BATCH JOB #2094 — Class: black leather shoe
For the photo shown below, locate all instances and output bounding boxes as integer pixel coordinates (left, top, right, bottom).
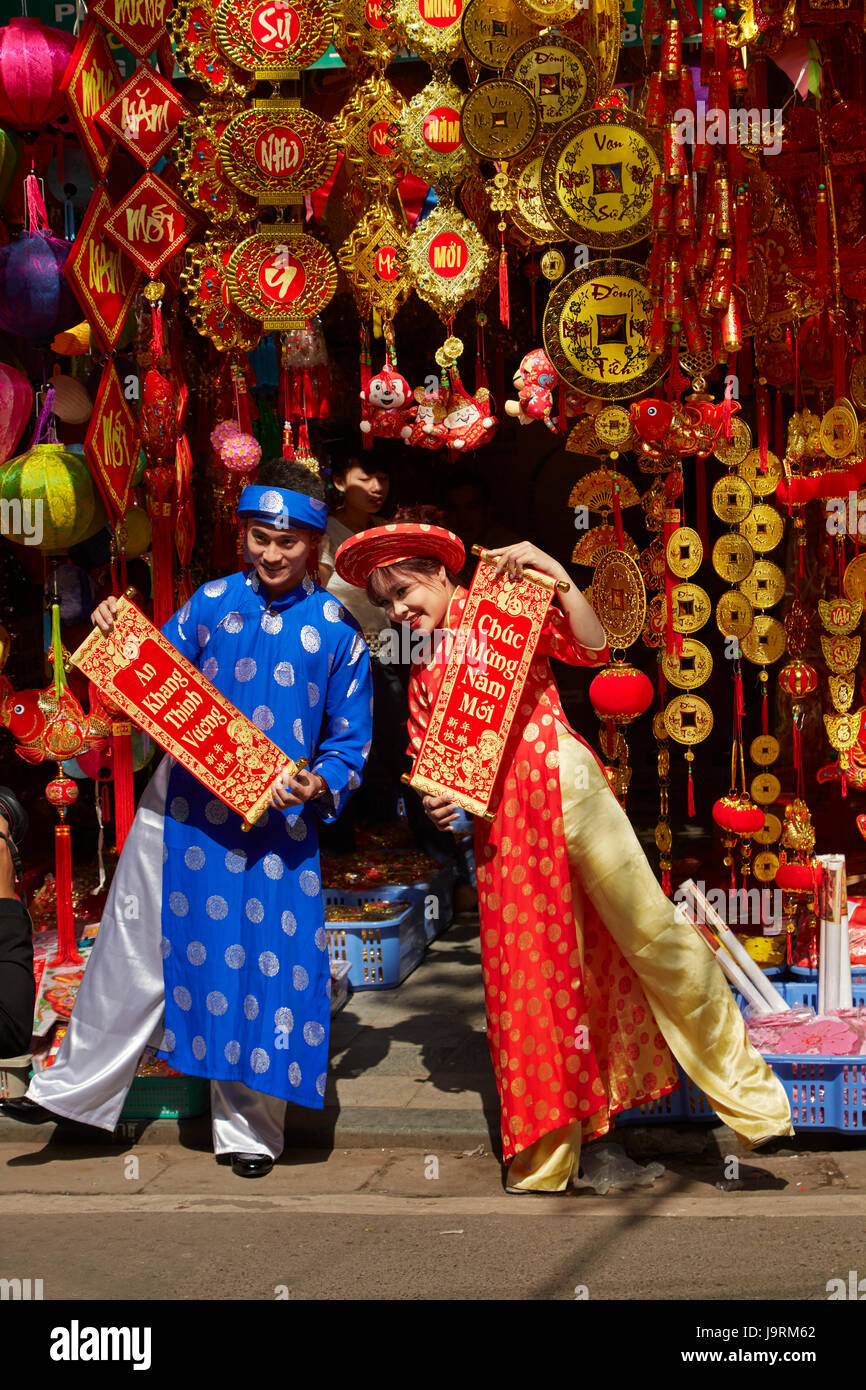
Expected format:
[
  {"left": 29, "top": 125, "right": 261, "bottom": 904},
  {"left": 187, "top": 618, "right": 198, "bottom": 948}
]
[
  {"left": 0, "top": 786, "right": 27, "bottom": 887},
  {"left": 0, "top": 1098, "right": 56, "bottom": 1125},
  {"left": 231, "top": 1152, "right": 274, "bottom": 1178}
]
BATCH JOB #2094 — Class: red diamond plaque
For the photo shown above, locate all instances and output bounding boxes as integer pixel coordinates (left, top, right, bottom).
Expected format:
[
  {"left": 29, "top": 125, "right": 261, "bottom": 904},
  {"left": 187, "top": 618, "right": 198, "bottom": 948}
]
[
  {"left": 65, "top": 188, "right": 142, "bottom": 352},
  {"left": 89, "top": 0, "right": 173, "bottom": 60},
  {"left": 96, "top": 64, "right": 192, "bottom": 169},
  {"left": 85, "top": 361, "right": 141, "bottom": 521},
  {"left": 103, "top": 172, "right": 198, "bottom": 279},
  {"left": 60, "top": 20, "right": 122, "bottom": 181}
]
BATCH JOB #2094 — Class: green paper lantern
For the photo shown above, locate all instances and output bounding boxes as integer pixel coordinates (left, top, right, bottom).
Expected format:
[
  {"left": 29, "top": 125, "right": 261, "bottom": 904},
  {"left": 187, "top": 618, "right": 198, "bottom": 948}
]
[{"left": 0, "top": 443, "right": 108, "bottom": 553}]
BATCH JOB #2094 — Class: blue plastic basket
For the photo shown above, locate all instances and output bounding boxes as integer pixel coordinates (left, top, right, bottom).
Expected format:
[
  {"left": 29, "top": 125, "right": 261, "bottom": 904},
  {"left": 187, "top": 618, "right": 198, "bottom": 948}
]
[
  {"left": 616, "top": 981, "right": 866, "bottom": 1133},
  {"left": 325, "top": 899, "right": 426, "bottom": 989},
  {"left": 323, "top": 865, "right": 455, "bottom": 945},
  {"left": 789, "top": 964, "right": 866, "bottom": 988}
]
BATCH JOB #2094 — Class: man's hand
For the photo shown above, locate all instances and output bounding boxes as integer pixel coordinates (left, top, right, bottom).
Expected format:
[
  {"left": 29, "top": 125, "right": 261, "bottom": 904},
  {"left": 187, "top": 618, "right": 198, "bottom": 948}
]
[
  {"left": 270, "top": 768, "right": 327, "bottom": 810},
  {"left": 422, "top": 794, "right": 460, "bottom": 831},
  {"left": 91, "top": 596, "right": 120, "bottom": 635}
]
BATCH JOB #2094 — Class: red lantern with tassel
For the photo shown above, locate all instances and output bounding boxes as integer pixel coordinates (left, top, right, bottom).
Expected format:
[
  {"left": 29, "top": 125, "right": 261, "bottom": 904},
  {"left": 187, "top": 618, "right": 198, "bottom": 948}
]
[{"left": 0, "top": 18, "right": 76, "bottom": 131}]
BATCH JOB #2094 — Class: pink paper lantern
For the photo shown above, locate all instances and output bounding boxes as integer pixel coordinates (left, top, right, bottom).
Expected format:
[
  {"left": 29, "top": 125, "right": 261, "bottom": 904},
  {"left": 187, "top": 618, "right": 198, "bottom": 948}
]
[
  {"left": 0, "top": 18, "right": 75, "bottom": 132},
  {"left": 0, "top": 361, "right": 32, "bottom": 465}
]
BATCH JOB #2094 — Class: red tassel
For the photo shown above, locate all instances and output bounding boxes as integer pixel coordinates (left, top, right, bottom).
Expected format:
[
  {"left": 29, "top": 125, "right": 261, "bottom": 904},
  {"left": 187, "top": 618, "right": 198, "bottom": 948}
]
[
  {"left": 734, "top": 670, "right": 746, "bottom": 718},
  {"left": 662, "top": 867, "right": 671, "bottom": 895},
  {"left": 150, "top": 299, "right": 163, "bottom": 361},
  {"left": 498, "top": 241, "right": 510, "bottom": 329},
  {"left": 841, "top": 769, "right": 848, "bottom": 798},
  {"left": 50, "top": 824, "right": 82, "bottom": 966},
  {"left": 762, "top": 686, "right": 769, "bottom": 735},
  {"left": 112, "top": 721, "right": 136, "bottom": 853},
  {"left": 687, "top": 763, "right": 695, "bottom": 817},
  {"left": 833, "top": 316, "right": 847, "bottom": 400}
]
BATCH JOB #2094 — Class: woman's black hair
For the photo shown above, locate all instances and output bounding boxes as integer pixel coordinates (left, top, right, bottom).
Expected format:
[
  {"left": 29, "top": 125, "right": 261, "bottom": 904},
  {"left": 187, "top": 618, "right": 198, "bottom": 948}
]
[{"left": 256, "top": 458, "right": 325, "bottom": 501}]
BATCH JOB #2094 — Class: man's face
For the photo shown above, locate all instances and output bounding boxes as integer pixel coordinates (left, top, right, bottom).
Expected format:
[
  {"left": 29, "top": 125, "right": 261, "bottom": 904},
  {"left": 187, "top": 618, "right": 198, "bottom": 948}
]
[
  {"left": 447, "top": 484, "right": 488, "bottom": 547},
  {"left": 244, "top": 521, "right": 315, "bottom": 596}
]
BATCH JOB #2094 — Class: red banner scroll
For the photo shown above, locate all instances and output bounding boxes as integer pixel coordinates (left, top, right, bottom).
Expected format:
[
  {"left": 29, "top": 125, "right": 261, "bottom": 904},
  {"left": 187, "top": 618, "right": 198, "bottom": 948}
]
[
  {"left": 406, "top": 558, "right": 557, "bottom": 818},
  {"left": 71, "top": 597, "right": 299, "bottom": 828}
]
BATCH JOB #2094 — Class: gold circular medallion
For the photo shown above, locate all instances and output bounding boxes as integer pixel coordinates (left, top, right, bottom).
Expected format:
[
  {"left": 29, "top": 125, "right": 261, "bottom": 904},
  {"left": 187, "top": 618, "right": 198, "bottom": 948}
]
[
  {"left": 843, "top": 554, "right": 866, "bottom": 605},
  {"left": 508, "top": 150, "right": 563, "bottom": 243},
  {"left": 670, "top": 582, "right": 711, "bottom": 634},
  {"left": 513, "top": 0, "right": 580, "bottom": 23},
  {"left": 753, "top": 850, "right": 781, "bottom": 882},
  {"left": 712, "top": 474, "right": 754, "bottom": 524},
  {"left": 665, "top": 526, "right": 703, "bottom": 578},
  {"left": 820, "top": 403, "right": 859, "bottom": 459},
  {"left": 460, "top": 78, "right": 539, "bottom": 159},
  {"left": 661, "top": 637, "right": 713, "bottom": 690},
  {"left": 542, "top": 261, "right": 666, "bottom": 400},
  {"left": 594, "top": 405, "right": 633, "bottom": 449},
  {"left": 715, "top": 588, "right": 755, "bottom": 639},
  {"left": 712, "top": 533, "right": 755, "bottom": 583},
  {"left": 505, "top": 37, "right": 596, "bottom": 128},
  {"left": 652, "top": 709, "right": 668, "bottom": 742},
  {"left": 740, "top": 614, "right": 787, "bottom": 666},
  {"left": 738, "top": 503, "right": 784, "bottom": 554},
  {"left": 738, "top": 447, "right": 782, "bottom": 498},
  {"left": 540, "top": 247, "right": 566, "bottom": 280},
  {"left": 750, "top": 734, "right": 780, "bottom": 766},
  {"left": 655, "top": 822, "right": 672, "bottom": 854},
  {"left": 663, "top": 693, "right": 714, "bottom": 745},
  {"left": 460, "top": 0, "right": 536, "bottom": 69},
  {"left": 714, "top": 417, "right": 752, "bottom": 467},
  {"left": 751, "top": 771, "right": 782, "bottom": 805},
  {"left": 592, "top": 549, "right": 646, "bottom": 648},
  {"left": 850, "top": 354, "right": 866, "bottom": 412},
  {"left": 539, "top": 107, "right": 661, "bottom": 248},
  {"left": 739, "top": 559, "right": 786, "bottom": 610},
  {"left": 754, "top": 812, "right": 782, "bottom": 845}
]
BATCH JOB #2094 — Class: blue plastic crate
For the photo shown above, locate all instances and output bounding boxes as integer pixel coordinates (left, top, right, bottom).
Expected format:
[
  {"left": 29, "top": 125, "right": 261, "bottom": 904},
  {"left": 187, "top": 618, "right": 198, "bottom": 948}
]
[
  {"left": 616, "top": 981, "right": 866, "bottom": 1133},
  {"left": 323, "top": 864, "right": 455, "bottom": 945},
  {"left": 325, "top": 899, "right": 426, "bottom": 989},
  {"left": 789, "top": 964, "right": 866, "bottom": 988}
]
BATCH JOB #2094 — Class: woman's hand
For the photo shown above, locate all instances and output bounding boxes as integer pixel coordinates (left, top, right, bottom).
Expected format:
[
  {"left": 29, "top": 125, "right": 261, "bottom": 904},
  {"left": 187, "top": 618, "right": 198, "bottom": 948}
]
[
  {"left": 486, "top": 542, "right": 568, "bottom": 588},
  {"left": 270, "top": 768, "right": 327, "bottom": 810},
  {"left": 422, "top": 793, "right": 461, "bottom": 831},
  {"left": 91, "top": 596, "right": 120, "bottom": 634}
]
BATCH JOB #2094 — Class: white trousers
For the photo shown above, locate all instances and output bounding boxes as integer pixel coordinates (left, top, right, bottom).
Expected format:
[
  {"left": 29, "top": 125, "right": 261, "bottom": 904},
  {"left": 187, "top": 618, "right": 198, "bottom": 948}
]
[{"left": 28, "top": 756, "right": 288, "bottom": 1159}]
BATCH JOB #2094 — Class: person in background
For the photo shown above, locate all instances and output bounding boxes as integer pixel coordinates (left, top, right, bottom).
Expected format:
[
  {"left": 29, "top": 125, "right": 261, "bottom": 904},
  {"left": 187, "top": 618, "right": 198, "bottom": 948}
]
[
  {"left": 318, "top": 450, "right": 393, "bottom": 652},
  {"left": 443, "top": 469, "right": 520, "bottom": 588}
]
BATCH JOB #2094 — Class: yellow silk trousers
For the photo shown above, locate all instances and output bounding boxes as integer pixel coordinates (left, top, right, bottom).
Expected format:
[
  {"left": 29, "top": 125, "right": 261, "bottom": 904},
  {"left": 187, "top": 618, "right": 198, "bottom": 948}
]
[{"left": 507, "top": 728, "right": 793, "bottom": 1192}]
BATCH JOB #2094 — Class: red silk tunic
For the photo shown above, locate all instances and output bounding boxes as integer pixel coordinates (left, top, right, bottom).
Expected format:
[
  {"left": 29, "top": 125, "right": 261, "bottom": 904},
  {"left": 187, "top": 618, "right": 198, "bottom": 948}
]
[{"left": 407, "top": 588, "right": 679, "bottom": 1163}]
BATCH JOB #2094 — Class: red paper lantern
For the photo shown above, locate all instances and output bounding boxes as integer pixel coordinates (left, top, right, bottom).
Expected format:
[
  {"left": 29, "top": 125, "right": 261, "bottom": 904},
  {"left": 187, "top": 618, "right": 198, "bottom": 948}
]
[
  {"left": 851, "top": 457, "right": 866, "bottom": 487},
  {"left": 775, "top": 474, "right": 818, "bottom": 508},
  {"left": 775, "top": 861, "right": 816, "bottom": 893},
  {"left": 813, "top": 468, "right": 859, "bottom": 499},
  {"left": 778, "top": 659, "right": 818, "bottom": 700},
  {"left": 0, "top": 361, "right": 32, "bottom": 465},
  {"left": 46, "top": 775, "right": 79, "bottom": 808},
  {"left": 0, "top": 18, "right": 75, "bottom": 132},
  {"left": 712, "top": 794, "right": 765, "bottom": 836},
  {"left": 589, "top": 662, "right": 654, "bottom": 723}
]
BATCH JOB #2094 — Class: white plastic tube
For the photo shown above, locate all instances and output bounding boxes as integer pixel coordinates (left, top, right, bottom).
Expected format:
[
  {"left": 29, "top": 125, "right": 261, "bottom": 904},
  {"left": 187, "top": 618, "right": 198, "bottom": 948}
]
[{"left": 678, "top": 880, "right": 789, "bottom": 1012}]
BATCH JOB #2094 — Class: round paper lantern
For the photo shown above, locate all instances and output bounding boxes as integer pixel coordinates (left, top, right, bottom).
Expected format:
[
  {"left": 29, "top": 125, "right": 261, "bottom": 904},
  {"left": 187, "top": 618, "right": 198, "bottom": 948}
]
[
  {"left": 0, "top": 232, "right": 78, "bottom": 343},
  {"left": 814, "top": 468, "right": 859, "bottom": 500},
  {"left": 775, "top": 860, "right": 817, "bottom": 893},
  {"left": 51, "top": 375, "right": 92, "bottom": 425},
  {"left": 589, "top": 662, "right": 654, "bottom": 723},
  {"left": 712, "top": 794, "right": 766, "bottom": 836},
  {"left": 0, "top": 360, "right": 32, "bottom": 464},
  {"left": 775, "top": 474, "right": 818, "bottom": 508},
  {"left": 45, "top": 774, "right": 79, "bottom": 809},
  {"left": 0, "top": 18, "right": 75, "bottom": 132},
  {"left": 778, "top": 659, "right": 818, "bottom": 700},
  {"left": 120, "top": 505, "right": 153, "bottom": 559},
  {"left": 0, "top": 442, "right": 107, "bottom": 553}
]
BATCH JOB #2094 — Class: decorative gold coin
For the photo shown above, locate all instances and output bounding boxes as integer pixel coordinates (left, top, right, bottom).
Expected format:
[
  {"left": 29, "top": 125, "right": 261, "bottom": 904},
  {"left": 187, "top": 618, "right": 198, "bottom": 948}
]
[
  {"left": 712, "top": 533, "right": 755, "bottom": 583},
  {"left": 754, "top": 812, "right": 782, "bottom": 844},
  {"left": 843, "top": 554, "right": 866, "bottom": 605},
  {"left": 663, "top": 693, "right": 714, "bottom": 745},
  {"left": 738, "top": 447, "right": 782, "bottom": 498},
  {"left": 655, "top": 822, "right": 672, "bottom": 854},
  {"left": 821, "top": 633, "right": 861, "bottom": 673},
  {"left": 739, "top": 560, "right": 786, "bottom": 610},
  {"left": 460, "top": 0, "right": 537, "bottom": 70},
  {"left": 850, "top": 354, "right": 866, "bottom": 412},
  {"left": 657, "top": 745, "right": 670, "bottom": 776},
  {"left": 652, "top": 709, "right": 668, "bottom": 742},
  {"left": 740, "top": 614, "right": 786, "bottom": 666},
  {"left": 460, "top": 78, "right": 539, "bottom": 159},
  {"left": 751, "top": 772, "right": 782, "bottom": 805},
  {"left": 818, "top": 596, "right": 862, "bottom": 636},
  {"left": 712, "top": 474, "right": 754, "bottom": 524},
  {"left": 750, "top": 735, "right": 780, "bottom": 766},
  {"left": 661, "top": 638, "right": 713, "bottom": 690},
  {"left": 540, "top": 248, "right": 566, "bottom": 280},
  {"left": 820, "top": 403, "right": 859, "bottom": 459},
  {"left": 505, "top": 35, "right": 597, "bottom": 129},
  {"left": 539, "top": 105, "right": 660, "bottom": 248},
  {"left": 824, "top": 710, "right": 863, "bottom": 751},
  {"left": 753, "top": 850, "right": 780, "bottom": 882},
  {"left": 716, "top": 589, "right": 755, "bottom": 639},
  {"left": 828, "top": 674, "right": 855, "bottom": 712},
  {"left": 665, "top": 526, "right": 703, "bottom": 578},
  {"left": 594, "top": 405, "right": 633, "bottom": 449},
  {"left": 738, "top": 503, "right": 784, "bottom": 554},
  {"left": 591, "top": 549, "right": 646, "bottom": 648},
  {"left": 714, "top": 417, "right": 752, "bottom": 467},
  {"left": 508, "top": 150, "right": 563, "bottom": 243},
  {"left": 670, "top": 582, "right": 711, "bottom": 634}
]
